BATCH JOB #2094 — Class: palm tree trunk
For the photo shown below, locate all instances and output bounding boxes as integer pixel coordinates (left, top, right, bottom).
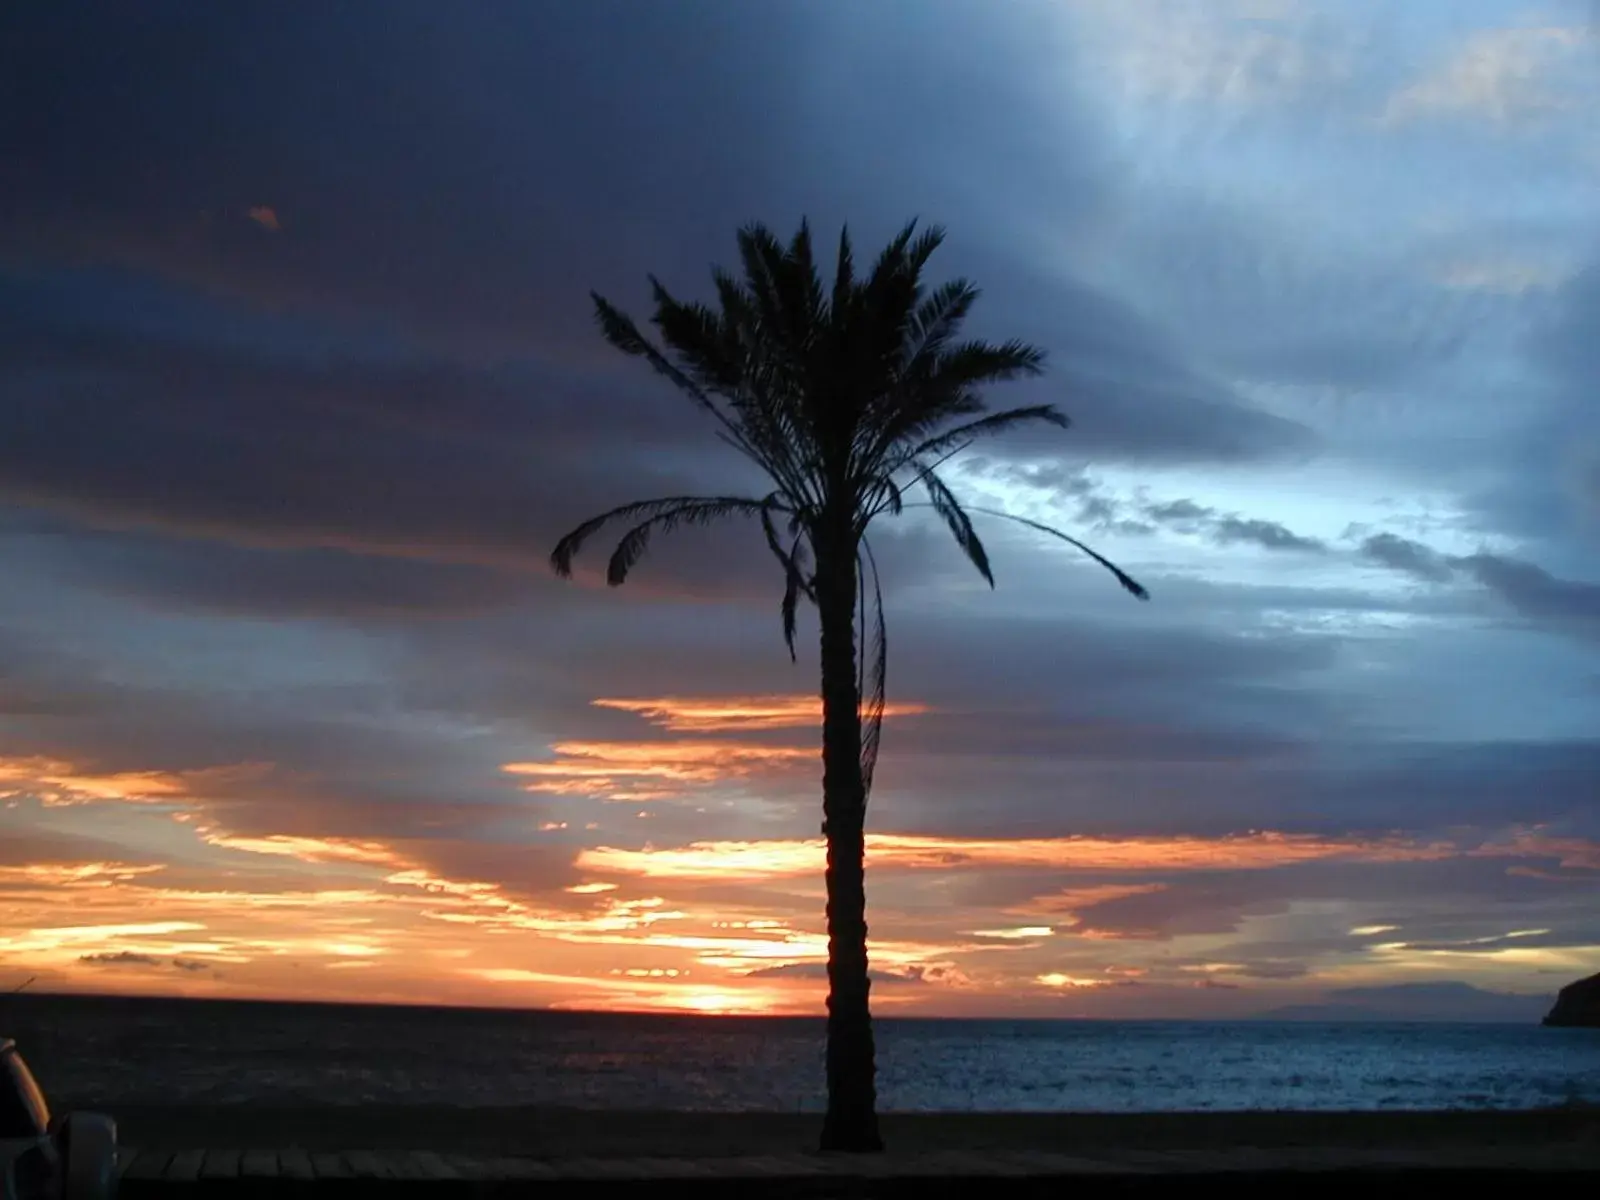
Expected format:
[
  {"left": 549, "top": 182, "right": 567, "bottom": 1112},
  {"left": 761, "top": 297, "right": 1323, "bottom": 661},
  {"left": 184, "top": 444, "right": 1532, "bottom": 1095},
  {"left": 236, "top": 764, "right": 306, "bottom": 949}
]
[{"left": 814, "top": 537, "right": 883, "bottom": 1153}]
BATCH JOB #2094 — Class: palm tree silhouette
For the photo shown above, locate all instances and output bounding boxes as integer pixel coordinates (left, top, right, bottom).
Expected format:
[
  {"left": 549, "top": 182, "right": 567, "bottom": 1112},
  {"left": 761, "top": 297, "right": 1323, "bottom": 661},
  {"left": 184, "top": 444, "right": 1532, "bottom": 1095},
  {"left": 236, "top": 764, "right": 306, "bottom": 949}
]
[{"left": 552, "top": 219, "right": 1148, "bottom": 1151}]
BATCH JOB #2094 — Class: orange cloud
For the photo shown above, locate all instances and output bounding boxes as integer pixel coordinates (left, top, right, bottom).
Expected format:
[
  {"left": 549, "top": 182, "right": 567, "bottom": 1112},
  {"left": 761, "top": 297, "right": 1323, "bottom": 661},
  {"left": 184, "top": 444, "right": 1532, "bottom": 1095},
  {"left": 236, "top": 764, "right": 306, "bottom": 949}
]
[
  {"left": 200, "top": 831, "right": 408, "bottom": 868},
  {"left": 0, "top": 862, "right": 167, "bottom": 887},
  {"left": 0, "top": 757, "right": 273, "bottom": 812},
  {"left": 502, "top": 694, "right": 930, "bottom": 803},
  {"left": 575, "top": 831, "right": 1458, "bottom": 881},
  {"left": 0, "top": 756, "right": 192, "bottom": 807},
  {"left": 969, "top": 926, "right": 1055, "bottom": 940},
  {"left": 1471, "top": 831, "right": 1600, "bottom": 871},
  {"left": 503, "top": 740, "right": 813, "bottom": 801},
  {"left": 1015, "top": 882, "right": 1170, "bottom": 918},
  {"left": 592, "top": 695, "right": 928, "bottom": 732},
  {"left": 246, "top": 205, "right": 280, "bottom": 231},
  {"left": 1036, "top": 972, "right": 1110, "bottom": 989}
]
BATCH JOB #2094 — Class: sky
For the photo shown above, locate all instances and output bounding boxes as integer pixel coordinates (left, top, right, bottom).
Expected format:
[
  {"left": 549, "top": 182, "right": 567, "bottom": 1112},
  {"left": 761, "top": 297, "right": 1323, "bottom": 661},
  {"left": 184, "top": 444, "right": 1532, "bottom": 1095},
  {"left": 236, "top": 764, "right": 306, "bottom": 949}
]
[{"left": 0, "top": 0, "right": 1596, "bottom": 1019}]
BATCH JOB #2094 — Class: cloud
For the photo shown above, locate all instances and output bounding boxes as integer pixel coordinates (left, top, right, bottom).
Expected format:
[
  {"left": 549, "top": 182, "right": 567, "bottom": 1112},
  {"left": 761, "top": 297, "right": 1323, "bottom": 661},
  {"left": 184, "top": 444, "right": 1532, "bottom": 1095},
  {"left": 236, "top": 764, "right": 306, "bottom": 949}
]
[
  {"left": 576, "top": 831, "right": 1459, "bottom": 883},
  {"left": 1017, "top": 883, "right": 1171, "bottom": 918},
  {"left": 196, "top": 832, "right": 407, "bottom": 869},
  {"left": 1383, "top": 25, "right": 1594, "bottom": 130},
  {"left": 1209, "top": 516, "right": 1325, "bottom": 552},
  {"left": 1360, "top": 532, "right": 1456, "bottom": 582},
  {"left": 505, "top": 742, "right": 815, "bottom": 803},
  {"left": 1146, "top": 499, "right": 1212, "bottom": 523},
  {"left": 1068, "top": 0, "right": 1360, "bottom": 111},
  {"left": 78, "top": 950, "right": 209, "bottom": 973},
  {"left": 738, "top": 961, "right": 931, "bottom": 986},
  {"left": 0, "top": 862, "right": 164, "bottom": 887},
  {"left": 0, "top": 754, "right": 207, "bottom": 807},
  {"left": 591, "top": 695, "right": 928, "bottom": 733},
  {"left": 30, "top": 527, "right": 530, "bottom": 620},
  {"left": 1357, "top": 531, "right": 1600, "bottom": 637},
  {"left": 1454, "top": 553, "right": 1600, "bottom": 634},
  {"left": 1136, "top": 497, "right": 1325, "bottom": 551}
]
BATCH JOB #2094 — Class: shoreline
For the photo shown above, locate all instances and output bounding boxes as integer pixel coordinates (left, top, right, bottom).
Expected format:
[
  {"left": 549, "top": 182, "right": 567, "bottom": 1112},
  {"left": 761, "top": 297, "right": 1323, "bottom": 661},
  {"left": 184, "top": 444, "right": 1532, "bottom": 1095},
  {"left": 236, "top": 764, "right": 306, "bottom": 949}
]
[{"left": 104, "top": 1106, "right": 1600, "bottom": 1157}]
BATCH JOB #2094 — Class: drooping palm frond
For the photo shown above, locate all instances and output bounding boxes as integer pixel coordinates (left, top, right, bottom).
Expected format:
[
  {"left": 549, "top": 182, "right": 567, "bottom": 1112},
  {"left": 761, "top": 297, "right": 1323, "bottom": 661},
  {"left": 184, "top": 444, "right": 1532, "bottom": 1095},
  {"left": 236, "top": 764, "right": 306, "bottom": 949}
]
[
  {"left": 942, "top": 504, "right": 1151, "bottom": 600},
  {"left": 550, "top": 495, "right": 777, "bottom": 584},
  {"left": 889, "top": 404, "right": 1070, "bottom": 476},
  {"left": 857, "top": 539, "right": 888, "bottom": 796},
  {"left": 916, "top": 463, "right": 994, "bottom": 587}
]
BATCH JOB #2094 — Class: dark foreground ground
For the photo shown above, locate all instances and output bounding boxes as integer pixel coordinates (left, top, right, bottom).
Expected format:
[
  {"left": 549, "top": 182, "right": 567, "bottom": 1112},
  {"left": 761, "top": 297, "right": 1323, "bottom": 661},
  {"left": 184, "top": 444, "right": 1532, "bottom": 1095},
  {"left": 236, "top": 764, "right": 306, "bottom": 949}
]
[
  {"left": 104, "top": 1106, "right": 1600, "bottom": 1195},
  {"left": 107, "top": 1104, "right": 1600, "bottom": 1157}
]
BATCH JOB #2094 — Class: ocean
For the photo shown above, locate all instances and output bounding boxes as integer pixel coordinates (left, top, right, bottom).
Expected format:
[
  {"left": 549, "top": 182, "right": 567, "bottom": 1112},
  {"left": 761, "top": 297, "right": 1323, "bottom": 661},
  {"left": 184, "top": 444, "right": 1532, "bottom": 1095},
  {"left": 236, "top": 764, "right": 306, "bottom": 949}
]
[{"left": 7, "top": 994, "right": 1599, "bottom": 1113}]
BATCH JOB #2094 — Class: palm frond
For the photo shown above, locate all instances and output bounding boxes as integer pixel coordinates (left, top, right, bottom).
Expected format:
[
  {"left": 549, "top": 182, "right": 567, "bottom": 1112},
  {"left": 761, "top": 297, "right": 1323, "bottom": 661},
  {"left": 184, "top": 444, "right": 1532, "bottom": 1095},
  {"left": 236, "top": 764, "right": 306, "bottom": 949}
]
[
  {"left": 932, "top": 339, "right": 1046, "bottom": 388},
  {"left": 647, "top": 278, "right": 741, "bottom": 393},
  {"left": 591, "top": 291, "right": 770, "bottom": 471},
  {"left": 959, "top": 504, "right": 1150, "bottom": 600},
  {"left": 831, "top": 226, "right": 855, "bottom": 320},
  {"left": 917, "top": 464, "right": 994, "bottom": 587},
  {"left": 781, "top": 531, "right": 809, "bottom": 662},
  {"left": 550, "top": 495, "right": 773, "bottom": 582},
  {"left": 592, "top": 292, "right": 714, "bottom": 410},
  {"left": 761, "top": 498, "right": 815, "bottom": 661},
  {"left": 897, "top": 404, "right": 1069, "bottom": 467},
  {"left": 904, "top": 279, "right": 980, "bottom": 365},
  {"left": 858, "top": 538, "right": 888, "bottom": 797}
]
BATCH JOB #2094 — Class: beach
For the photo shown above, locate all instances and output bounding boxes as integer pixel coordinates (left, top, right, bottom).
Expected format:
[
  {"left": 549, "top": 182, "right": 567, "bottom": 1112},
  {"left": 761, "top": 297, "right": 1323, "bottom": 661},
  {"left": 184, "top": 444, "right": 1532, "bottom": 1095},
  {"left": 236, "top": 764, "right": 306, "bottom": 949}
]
[{"left": 106, "top": 1104, "right": 1600, "bottom": 1158}]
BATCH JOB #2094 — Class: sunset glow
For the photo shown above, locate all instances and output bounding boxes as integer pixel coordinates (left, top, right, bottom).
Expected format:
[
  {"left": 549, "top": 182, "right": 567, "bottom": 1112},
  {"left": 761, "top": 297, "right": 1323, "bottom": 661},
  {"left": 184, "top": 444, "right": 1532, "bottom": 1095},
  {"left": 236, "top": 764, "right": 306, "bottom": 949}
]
[
  {"left": 591, "top": 695, "right": 930, "bottom": 732},
  {"left": 504, "top": 741, "right": 814, "bottom": 800},
  {"left": 5, "top": 748, "right": 1596, "bottom": 1015},
  {"left": 574, "top": 831, "right": 1461, "bottom": 882}
]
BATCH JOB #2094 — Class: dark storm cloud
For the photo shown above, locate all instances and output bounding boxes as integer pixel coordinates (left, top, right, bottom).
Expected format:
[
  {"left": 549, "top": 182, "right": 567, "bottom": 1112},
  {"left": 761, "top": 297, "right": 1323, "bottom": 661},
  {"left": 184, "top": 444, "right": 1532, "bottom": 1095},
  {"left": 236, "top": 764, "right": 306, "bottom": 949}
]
[
  {"left": 1047, "top": 855, "right": 1600, "bottom": 944},
  {"left": 0, "top": 1, "right": 1309, "bottom": 471},
  {"left": 876, "top": 729, "right": 1600, "bottom": 841},
  {"left": 1360, "top": 532, "right": 1456, "bottom": 582},
  {"left": 1146, "top": 500, "right": 1212, "bottom": 522},
  {"left": 25, "top": 527, "right": 528, "bottom": 621},
  {"left": 0, "top": 627, "right": 125, "bottom": 717},
  {"left": 1451, "top": 255, "right": 1600, "bottom": 543},
  {"left": 1209, "top": 517, "right": 1325, "bottom": 553},
  {"left": 1138, "top": 498, "right": 1326, "bottom": 552},
  {"left": 0, "top": 274, "right": 758, "bottom": 564},
  {"left": 0, "top": 1, "right": 816, "bottom": 354},
  {"left": 1094, "top": 185, "right": 1500, "bottom": 395},
  {"left": 1358, "top": 531, "right": 1600, "bottom": 637},
  {"left": 1570, "top": 448, "right": 1600, "bottom": 522},
  {"left": 0, "top": 828, "right": 165, "bottom": 871},
  {"left": 1538, "top": 262, "right": 1600, "bottom": 388},
  {"left": 977, "top": 474, "right": 1325, "bottom": 552},
  {"left": 1299, "top": 739, "right": 1600, "bottom": 830},
  {"left": 1455, "top": 553, "right": 1600, "bottom": 633},
  {"left": 940, "top": 268, "right": 1316, "bottom": 465}
]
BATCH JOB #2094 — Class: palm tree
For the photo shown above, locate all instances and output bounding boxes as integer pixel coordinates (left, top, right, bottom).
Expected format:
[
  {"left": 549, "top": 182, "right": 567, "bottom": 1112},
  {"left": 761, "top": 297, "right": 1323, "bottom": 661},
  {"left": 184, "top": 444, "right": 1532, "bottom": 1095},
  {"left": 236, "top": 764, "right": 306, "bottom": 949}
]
[{"left": 552, "top": 219, "right": 1148, "bottom": 1151}]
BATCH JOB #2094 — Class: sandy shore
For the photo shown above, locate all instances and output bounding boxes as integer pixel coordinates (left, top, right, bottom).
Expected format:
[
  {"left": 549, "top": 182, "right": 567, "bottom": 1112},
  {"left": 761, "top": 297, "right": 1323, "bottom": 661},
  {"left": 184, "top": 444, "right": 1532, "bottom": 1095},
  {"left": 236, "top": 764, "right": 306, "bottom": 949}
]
[{"left": 102, "top": 1106, "right": 1600, "bottom": 1157}]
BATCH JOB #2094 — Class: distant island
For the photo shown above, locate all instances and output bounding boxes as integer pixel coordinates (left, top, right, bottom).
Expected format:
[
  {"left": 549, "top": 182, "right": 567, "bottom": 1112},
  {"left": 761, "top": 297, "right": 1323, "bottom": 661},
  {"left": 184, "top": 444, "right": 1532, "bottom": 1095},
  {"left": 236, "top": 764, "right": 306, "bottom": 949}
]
[
  {"left": 1543, "top": 972, "right": 1600, "bottom": 1027},
  {"left": 1256, "top": 981, "right": 1552, "bottom": 1023}
]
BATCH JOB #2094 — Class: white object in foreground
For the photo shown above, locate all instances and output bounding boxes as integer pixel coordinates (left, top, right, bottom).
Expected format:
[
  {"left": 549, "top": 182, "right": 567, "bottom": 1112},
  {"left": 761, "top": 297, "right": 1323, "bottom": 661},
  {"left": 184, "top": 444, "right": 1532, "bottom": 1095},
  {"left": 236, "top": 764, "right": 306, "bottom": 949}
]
[{"left": 0, "top": 1039, "right": 117, "bottom": 1200}]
